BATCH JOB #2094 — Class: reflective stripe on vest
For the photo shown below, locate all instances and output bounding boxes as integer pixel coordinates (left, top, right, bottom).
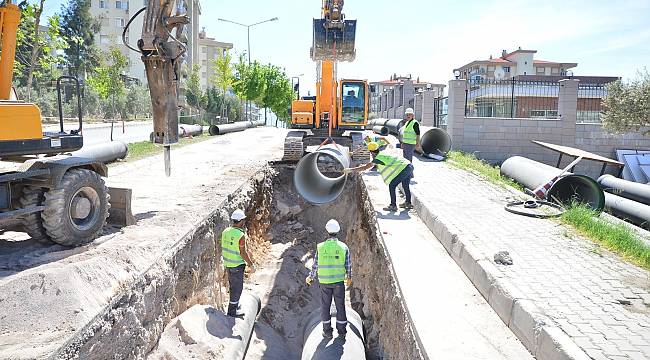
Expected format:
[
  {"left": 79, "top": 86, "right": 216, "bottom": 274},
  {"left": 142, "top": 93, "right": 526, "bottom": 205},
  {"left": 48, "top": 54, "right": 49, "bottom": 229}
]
[
  {"left": 221, "top": 227, "right": 245, "bottom": 268},
  {"left": 317, "top": 238, "right": 347, "bottom": 284},
  {"left": 375, "top": 153, "right": 409, "bottom": 185},
  {"left": 402, "top": 119, "right": 418, "bottom": 144}
]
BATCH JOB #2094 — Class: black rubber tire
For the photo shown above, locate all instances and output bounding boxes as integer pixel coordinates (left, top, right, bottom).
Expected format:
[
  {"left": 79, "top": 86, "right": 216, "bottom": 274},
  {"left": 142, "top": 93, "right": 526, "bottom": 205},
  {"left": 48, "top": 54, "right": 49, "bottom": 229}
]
[
  {"left": 41, "top": 169, "right": 110, "bottom": 247},
  {"left": 19, "top": 186, "right": 54, "bottom": 244}
]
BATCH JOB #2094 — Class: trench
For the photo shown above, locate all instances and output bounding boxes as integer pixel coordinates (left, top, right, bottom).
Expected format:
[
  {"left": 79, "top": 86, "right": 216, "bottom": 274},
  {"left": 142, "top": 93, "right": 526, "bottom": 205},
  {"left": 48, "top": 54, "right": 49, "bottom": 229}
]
[{"left": 58, "top": 165, "right": 421, "bottom": 359}]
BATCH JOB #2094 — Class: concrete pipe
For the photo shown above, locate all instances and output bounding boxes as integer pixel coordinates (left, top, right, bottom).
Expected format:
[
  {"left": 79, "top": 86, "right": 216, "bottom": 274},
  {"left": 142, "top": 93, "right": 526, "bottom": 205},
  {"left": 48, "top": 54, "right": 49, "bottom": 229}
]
[
  {"left": 294, "top": 144, "right": 351, "bottom": 204},
  {"left": 70, "top": 141, "right": 128, "bottom": 164},
  {"left": 179, "top": 124, "right": 203, "bottom": 137},
  {"left": 383, "top": 118, "right": 405, "bottom": 136},
  {"left": 372, "top": 125, "right": 389, "bottom": 136},
  {"left": 367, "top": 118, "right": 388, "bottom": 129},
  {"left": 210, "top": 122, "right": 249, "bottom": 135},
  {"left": 301, "top": 306, "right": 365, "bottom": 360},
  {"left": 420, "top": 126, "right": 452, "bottom": 157},
  {"left": 249, "top": 120, "right": 266, "bottom": 127},
  {"left": 500, "top": 156, "right": 605, "bottom": 212},
  {"left": 603, "top": 192, "right": 650, "bottom": 229},
  {"left": 598, "top": 174, "right": 650, "bottom": 206}
]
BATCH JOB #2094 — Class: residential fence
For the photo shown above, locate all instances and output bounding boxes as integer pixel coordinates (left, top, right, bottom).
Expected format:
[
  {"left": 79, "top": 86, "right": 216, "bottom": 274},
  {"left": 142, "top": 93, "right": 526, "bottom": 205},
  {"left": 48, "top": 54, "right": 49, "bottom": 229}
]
[{"left": 465, "top": 79, "right": 560, "bottom": 119}]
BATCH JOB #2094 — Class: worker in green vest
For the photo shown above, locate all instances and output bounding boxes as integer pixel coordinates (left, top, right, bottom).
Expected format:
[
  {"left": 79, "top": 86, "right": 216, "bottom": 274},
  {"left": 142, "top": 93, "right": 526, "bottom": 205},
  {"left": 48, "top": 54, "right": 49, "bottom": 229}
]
[
  {"left": 221, "top": 209, "right": 255, "bottom": 317},
  {"left": 305, "top": 219, "right": 352, "bottom": 338},
  {"left": 400, "top": 108, "right": 422, "bottom": 163},
  {"left": 364, "top": 134, "right": 391, "bottom": 151},
  {"left": 344, "top": 142, "right": 414, "bottom": 211}
]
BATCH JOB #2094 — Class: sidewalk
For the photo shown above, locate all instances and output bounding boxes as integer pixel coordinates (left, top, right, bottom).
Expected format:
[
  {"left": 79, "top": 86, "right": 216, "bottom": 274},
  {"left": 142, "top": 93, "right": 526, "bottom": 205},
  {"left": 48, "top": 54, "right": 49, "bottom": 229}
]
[
  {"left": 407, "top": 157, "right": 650, "bottom": 360},
  {"left": 362, "top": 172, "right": 534, "bottom": 359}
]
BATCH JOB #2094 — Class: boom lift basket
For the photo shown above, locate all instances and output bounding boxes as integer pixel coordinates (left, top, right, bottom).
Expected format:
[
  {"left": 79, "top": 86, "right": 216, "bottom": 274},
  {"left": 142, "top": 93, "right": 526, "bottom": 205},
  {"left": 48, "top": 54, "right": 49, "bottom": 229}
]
[{"left": 311, "top": 18, "right": 356, "bottom": 62}]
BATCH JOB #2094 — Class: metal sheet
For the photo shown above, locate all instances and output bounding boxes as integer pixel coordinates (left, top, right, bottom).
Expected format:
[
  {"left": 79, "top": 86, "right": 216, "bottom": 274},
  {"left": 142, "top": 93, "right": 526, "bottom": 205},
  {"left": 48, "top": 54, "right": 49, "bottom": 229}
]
[{"left": 532, "top": 141, "right": 623, "bottom": 166}]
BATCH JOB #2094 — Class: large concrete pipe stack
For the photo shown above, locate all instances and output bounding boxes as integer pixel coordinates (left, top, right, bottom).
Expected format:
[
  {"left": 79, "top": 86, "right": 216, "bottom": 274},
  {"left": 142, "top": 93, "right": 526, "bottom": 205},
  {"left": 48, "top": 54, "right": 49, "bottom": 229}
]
[
  {"left": 598, "top": 175, "right": 650, "bottom": 228},
  {"left": 372, "top": 125, "right": 388, "bottom": 136},
  {"left": 70, "top": 141, "right": 128, "bottom": 164},
  {"left": 301, "top": 307, "right": 365, "bottom": 360},
  {"left": 294, "top": 144, "right": 350, "bottom": 204},
  {"left": 500, "top": 156, "right": 605, "bottom": 212}
]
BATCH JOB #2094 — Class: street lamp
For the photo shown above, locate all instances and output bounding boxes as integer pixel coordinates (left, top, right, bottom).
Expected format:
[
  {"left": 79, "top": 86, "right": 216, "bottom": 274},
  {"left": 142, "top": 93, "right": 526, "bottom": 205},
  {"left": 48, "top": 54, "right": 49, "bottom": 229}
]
[{"left": 218, "top": 17, "right": 278, "bottom": 121}]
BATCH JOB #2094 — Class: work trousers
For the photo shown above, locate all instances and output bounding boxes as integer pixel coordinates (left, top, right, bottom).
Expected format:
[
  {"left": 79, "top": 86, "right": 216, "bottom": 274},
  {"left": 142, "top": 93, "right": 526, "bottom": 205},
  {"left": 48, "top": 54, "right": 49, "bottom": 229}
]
[
  {"left": 389, "top": 164, "right": 414, "bottom": 206},
  {"left": 320, "top": 281, "right": 347, "bottom": 334},
  {"left": 402, "top": 143, "right": 415, "bottom": 162},
  {"left": 227, "top": 264, "right": 245, "bottom": 315}
]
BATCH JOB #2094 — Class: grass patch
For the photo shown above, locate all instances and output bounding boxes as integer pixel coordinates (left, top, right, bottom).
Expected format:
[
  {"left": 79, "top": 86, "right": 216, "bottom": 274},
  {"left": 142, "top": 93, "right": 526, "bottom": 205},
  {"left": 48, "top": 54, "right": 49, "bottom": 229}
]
[
  {"left": 446, "top": 151, "right": 523, "bottom": 191},
  {"left": 561, "top": 204, "right": 650, "bottom": 270},
  {"left": 119, "top": 135, "right": 213, "bottom": 163}
]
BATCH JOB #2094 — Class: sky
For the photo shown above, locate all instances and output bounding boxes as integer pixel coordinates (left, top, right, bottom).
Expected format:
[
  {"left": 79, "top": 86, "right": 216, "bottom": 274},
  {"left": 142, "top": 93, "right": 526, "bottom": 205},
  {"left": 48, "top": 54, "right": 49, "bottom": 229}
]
[{"left": 43, "top": 0, "right": 650, "bottom": 95}]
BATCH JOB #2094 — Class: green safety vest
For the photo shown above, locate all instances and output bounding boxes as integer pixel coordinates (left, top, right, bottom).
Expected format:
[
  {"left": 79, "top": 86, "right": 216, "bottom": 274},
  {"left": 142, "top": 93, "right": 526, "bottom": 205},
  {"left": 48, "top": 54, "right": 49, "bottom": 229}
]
[
  {"left": 402, "top": 119, "right": 418, "bottom": 145},
  {"left": 317, "top": 238, "right": 348, "bottom": 284},
  {"left": 221, "top": 227, "right": 245, "bottom": 268},
  {"left": 375, "top": 152, "right": 409, "bottom": 185}
]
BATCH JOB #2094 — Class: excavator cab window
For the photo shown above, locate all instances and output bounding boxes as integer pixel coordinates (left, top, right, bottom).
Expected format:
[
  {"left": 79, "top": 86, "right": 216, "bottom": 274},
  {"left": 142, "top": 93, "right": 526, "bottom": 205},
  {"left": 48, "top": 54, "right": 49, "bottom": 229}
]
[{"left": 341, "top": 82, "right": 365, "bottom": 124}]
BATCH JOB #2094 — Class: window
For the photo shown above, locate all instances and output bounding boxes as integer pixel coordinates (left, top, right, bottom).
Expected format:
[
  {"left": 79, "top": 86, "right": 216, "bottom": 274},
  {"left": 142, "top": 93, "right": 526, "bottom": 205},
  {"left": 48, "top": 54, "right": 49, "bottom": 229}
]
[
  {"left": 537, "top": 67, "right": 545, "bottom": 73},
  {"left": 530, "top": 110, "right": 558, "bottom": 118},
  {"left": 115, "top": 1, "right": 128, "bottom": 10},
  {"left": 115, "top": 18, "right": 125, "bottom": 27},
  {"left": 341, "top": 82, "right": 366, "bottom": 123},
  {"left": 551, "top": 67, "right": 559, "bottom": 74},
  {"left": 100, "top": 35, "right": 110, "bottom": 45},
  {"left": 202, "top": 47, "right": 207, "bottom": 53},
  {"left": 502, "top": 66, "right": 510, "bottom": 72},
  {"left": 99, "top": 0, "right": 107, "bottom": 8}
]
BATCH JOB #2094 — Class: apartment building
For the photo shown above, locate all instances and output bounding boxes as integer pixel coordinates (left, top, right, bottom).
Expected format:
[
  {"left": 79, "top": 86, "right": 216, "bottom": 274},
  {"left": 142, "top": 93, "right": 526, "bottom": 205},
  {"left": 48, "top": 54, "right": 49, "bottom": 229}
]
[
  {"left": 197, "top": 28, "right": 233, "bottom": 89},
  {"left": 370, "top": 74, "right": 445, "bottom": 123},
  {"left": 89, "top": 0, "right": 203, "bottom": 84},
  {"left": 454, "top": 48, "right": 577, "bottom": 81}
]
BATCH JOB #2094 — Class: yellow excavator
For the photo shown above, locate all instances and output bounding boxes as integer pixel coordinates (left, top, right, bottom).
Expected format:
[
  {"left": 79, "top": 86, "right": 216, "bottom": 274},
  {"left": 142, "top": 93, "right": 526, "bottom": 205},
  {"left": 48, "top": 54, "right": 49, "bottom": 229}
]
[{"left": 283, "top": 0, "right": 370, "bottom": 164}]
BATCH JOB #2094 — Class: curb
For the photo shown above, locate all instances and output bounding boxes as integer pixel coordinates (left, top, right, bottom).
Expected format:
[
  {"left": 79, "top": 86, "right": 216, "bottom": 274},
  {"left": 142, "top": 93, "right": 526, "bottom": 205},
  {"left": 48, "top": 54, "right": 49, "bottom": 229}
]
[{"left": 410, "top": 188, "right": 591, "bottom": 360}]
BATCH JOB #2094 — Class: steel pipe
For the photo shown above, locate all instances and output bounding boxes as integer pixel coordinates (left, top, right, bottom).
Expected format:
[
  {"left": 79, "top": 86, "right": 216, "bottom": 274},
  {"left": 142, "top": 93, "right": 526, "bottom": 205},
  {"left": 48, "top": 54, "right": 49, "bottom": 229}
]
[
  {"left": 301, "top": 307, "right": 365, "bottom": 360},
  {"left": 598, "top": 175, "right": 650, "bottom": 206},
  {"left": 209, "top": 122, "right": 249, "bottom": 135},
  {"left": 603, "top": 192, "right": 650, "bottom": 229},
  {"left": 69, "top": 141, "right": 128, "bottom": 164},
  {"left": 500, "top": 156, "right": 605, "bottom": 211},
  {"left": 178, "top": 124, "right": 203, "bottom": 137},
  {"left": 294, "top": 144, "right": 350, "bottom": 204},
  {"left": 372, "top": 125, "right": 388, "bottom": 136}
]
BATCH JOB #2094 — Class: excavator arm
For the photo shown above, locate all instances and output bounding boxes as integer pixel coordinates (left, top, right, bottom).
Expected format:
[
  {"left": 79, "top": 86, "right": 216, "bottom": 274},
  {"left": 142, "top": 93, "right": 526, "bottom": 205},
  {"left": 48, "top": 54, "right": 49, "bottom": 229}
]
[
  {"left": 127, "top": 0, "right": 189, "bottom": 176},
  {"left": 312, "top": 0, "right": 356, "bottom": 62}
]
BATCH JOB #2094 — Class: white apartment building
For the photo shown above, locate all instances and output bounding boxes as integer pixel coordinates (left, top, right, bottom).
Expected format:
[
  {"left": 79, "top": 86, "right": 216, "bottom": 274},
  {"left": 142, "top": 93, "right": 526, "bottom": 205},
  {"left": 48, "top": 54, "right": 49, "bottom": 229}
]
[
  {"left": 197, "top": 28, "right": 233, "bottom": 89},
  {"left": 454, "top": 48, "right": 578, "bottom": 81}
]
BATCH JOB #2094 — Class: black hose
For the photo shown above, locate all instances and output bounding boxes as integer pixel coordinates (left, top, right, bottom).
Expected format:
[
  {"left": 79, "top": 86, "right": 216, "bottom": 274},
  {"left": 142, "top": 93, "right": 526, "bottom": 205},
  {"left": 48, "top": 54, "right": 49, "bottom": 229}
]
[
  {"left": 504, "top": 200, "right": 565, "bottom": 218},
  {"left": 122, "top": 7, "right": 148, "bottom": 54}
]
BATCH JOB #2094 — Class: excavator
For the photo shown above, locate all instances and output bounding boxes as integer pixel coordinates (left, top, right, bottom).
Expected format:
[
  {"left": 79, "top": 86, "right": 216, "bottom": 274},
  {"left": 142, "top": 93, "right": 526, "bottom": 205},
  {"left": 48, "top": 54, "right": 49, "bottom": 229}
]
[
  {"left": 0, "top": 1, "right": 185, "bottom": 246},
  {"left": 283, "top": 0, "right": 370, "bottom": 164}
]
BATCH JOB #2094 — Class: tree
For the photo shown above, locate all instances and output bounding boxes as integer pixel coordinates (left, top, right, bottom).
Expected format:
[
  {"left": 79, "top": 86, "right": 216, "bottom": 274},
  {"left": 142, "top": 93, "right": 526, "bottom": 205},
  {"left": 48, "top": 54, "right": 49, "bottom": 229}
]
[
  {"left": 60, "top": 0, "right": 100, "bottom": 78},
  {"left": 185, "top": 64, "right": 204, "bottom": 110},
  {"left": 86, "top": 47, "right": 128, "bottom": 119},
  {"left": 260, "top": 64, "right": 294, "bottom": 123},
  {"left": 210, "top": 50, "right": 234, "bottom": 117},
  {"left": 233, "top": 55, "right": 267, "bottom": 119},
  {"left": 13, "top": 0, "right": 67, "bottom": 99},
  {"left": 602, "top": 70, "right": 650, "bottom": 135}
]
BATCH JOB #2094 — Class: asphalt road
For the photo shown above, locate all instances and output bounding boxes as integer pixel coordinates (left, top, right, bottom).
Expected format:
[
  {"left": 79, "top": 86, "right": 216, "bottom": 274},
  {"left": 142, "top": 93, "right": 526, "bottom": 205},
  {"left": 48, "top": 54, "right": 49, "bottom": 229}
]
[{"left": 44, "top": 121, "right": 154, "bottom": 146}]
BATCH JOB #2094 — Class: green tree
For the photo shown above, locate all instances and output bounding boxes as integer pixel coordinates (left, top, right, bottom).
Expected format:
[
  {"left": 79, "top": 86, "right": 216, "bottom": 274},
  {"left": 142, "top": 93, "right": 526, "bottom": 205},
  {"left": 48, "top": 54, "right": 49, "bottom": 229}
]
[
  {"left": 233, "top": 55, "right": 267, "bottom": 119},
  {"left": 60, "top": 0, "right": 100, "bottom": 78},
  {"left": 210, "top": 50, "right": 234, "bottom": 117},
  {"left": 185, "top": 63, "right": 204, "bottom": 110},
  {"left": 13, "top": 0, "right": 67, "bottom": 99},
  {"left": 602, "top": 70, "right": 650, "bottom": 135},
  {"left": 260, "top": 64, "right": 294, "bottom": 123},
  {"left": 86, "top": 47, "right": 128, "bottom": 119}
]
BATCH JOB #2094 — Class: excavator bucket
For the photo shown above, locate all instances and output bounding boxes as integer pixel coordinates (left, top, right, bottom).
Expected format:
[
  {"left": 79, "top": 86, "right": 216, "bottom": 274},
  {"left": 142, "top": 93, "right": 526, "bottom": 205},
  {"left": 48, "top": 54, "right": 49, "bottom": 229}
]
[{"left": 311, "top": 18, "right": 356, "bottom": 62}]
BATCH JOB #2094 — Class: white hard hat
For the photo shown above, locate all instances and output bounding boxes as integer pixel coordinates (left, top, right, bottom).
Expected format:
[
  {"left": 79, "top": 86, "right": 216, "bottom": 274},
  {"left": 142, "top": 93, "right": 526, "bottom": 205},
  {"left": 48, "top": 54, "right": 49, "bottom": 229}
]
[
  {"left": 231, "top": 209, "right": 246, "bottom": 221},
  {"left": 325, "top": 219, "right": 340, "bottom": 234},
  {"left": 405, "top": 108, "right": 415, "bottom": 115}
]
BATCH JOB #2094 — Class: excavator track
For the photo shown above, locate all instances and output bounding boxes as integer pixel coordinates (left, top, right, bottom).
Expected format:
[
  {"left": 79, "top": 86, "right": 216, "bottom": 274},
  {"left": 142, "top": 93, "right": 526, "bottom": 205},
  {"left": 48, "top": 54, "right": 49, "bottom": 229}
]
[{"left": 282, "top": 131, "right": 306, "bottom": 162}]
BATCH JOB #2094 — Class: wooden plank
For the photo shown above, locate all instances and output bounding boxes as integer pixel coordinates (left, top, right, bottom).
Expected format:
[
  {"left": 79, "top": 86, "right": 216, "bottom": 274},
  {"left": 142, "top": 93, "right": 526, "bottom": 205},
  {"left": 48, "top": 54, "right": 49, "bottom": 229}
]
[{"left": 531, "top": 140, "right": 624, "bottom": 166}]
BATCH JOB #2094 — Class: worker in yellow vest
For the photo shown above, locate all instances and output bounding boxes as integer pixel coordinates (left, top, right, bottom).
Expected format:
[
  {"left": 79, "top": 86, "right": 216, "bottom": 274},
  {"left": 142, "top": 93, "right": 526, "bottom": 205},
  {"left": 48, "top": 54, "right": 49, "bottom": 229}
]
[
  {"left": 221, "top": 209, "right": 255, "bottom": 317},
  {"left": 305, "top": 219, "right": 352, "bottom": 338},
  {"left": 344, "top": 142, "right": 414, "bottom": 211},
  {"left": 400, "top": 108, "right": 422, "bottom": 162}
]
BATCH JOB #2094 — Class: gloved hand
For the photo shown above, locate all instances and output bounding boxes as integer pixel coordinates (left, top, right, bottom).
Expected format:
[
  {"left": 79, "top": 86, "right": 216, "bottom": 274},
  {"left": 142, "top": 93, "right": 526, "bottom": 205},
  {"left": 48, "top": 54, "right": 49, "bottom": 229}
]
[
  {"left": 345, "top": 277, "right": 352, "bottom": 287},
  {"left": 305, "top": 276, "right": 313, "bottom": 286}
]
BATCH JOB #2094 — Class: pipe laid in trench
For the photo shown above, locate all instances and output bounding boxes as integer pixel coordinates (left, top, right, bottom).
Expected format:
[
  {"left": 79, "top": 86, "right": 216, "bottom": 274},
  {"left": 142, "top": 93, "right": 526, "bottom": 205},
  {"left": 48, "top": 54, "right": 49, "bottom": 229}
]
[
  {"left": 294, "top": 144, "right": 350, "bottom": 204},
  {"left": 372, "top": 125, "right": 388, "bottom": 136},
  {"left": 228, "top": 292, "right": 262, "bottom": 360},
  {"left": 603, "top": 192, "right": 650, "bottom": 229},
  {"left": 301, "top": 306, "right": 365, "bottom": 360},
  {"left": 500, "top": 156, "right": 605, "bottom": 212},
  {"left": 598, "top": 174, "right": 650, "bottom": 206},
  {"left": 69, "top": 141, "right": 128, "bottom": 164}
]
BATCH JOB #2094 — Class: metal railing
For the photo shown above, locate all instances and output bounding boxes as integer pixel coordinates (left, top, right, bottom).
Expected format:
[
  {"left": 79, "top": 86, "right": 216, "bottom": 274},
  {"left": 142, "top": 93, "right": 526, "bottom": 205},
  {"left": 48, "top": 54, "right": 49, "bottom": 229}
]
[
  {"left": 434, "top": 96, "right": 448, "bottom": 127},
  {"left": 577, "top": 83, "right": 607, "bottom": 124},
  {"left": 465, "top": 78, "right": 560, "bottom": 119}
]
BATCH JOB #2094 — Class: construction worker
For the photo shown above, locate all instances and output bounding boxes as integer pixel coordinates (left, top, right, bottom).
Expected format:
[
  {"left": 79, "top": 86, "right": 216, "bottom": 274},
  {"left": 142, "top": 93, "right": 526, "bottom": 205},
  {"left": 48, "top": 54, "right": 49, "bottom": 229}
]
[
  {"left": 344, "top": 142, "right": 413, "bottom": 211},
  {"left": 221, "top": 209, "right": 255, "bottom": 317},
  {"left": 400, "top": 108, "right": 422, "bottom": 162},
  {"left": 305, "top": 219, "right": 352, "bottom": 338},
  {"left": 364, "top": 134, "right": 391, "bottom": 151}
]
